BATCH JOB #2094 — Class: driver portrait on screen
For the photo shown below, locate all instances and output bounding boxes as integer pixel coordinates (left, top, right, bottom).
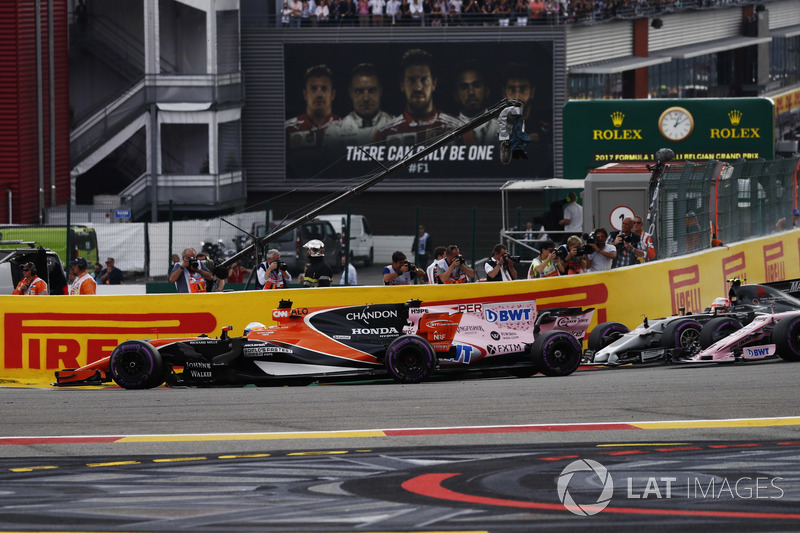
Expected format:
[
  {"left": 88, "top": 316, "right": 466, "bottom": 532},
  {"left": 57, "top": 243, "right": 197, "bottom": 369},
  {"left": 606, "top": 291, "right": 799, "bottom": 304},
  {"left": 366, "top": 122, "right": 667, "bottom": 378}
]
[
  {"left": 324, "top": 62, "right": 393, "bottom": 151},
  {"left": 286, "top": 64, "right": 339, "bottom": 152},
  {"left": 375, "top": 48, "right": 472, "bottom": 148}
]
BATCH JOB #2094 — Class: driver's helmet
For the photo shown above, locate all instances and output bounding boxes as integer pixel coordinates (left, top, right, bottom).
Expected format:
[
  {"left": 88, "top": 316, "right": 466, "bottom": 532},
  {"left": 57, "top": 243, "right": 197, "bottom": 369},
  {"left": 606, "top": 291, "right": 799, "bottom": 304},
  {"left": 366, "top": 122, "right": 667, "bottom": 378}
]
[
  {"left": 304, "top": 239, "right": 325, "bottom": 257},
  {"left": 710, "top": 297, "right": 731, "bottom": 313},
  {"left": 243, "top": 321, "right": 266, "bottom": 335}
]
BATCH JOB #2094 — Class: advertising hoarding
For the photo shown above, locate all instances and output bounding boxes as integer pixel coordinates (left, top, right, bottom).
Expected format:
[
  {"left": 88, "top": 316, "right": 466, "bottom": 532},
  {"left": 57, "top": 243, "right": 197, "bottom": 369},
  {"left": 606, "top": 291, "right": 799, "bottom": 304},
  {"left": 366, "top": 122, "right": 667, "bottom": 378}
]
[{"left": 563, "top": 98, "right": 775, "bottom": 179}]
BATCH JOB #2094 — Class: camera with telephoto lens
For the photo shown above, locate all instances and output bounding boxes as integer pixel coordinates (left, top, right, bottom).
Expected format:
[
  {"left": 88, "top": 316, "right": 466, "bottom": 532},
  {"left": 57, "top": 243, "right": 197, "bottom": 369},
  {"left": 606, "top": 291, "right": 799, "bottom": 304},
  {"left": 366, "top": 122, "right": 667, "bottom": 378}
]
[
  {"left": 187, "top": 257, "right": 199, "bottom": 269},
  {"left": 403, "top": 260, "right": 417, "bottom": 272},
  {"left": 455, "top": 255, "right": 465, "bottom": 265},
  {"left": 615, "top": 232, "right": 640, "bottom": 251},
  {"left": 502, "top": 253, "right": 521, "bottom": 263},
  {"left": 576, "top": 245, "right": 593, "bottom": 256},
  {"left": 276, "top": 259, "right": 287, "bottom": 271}
]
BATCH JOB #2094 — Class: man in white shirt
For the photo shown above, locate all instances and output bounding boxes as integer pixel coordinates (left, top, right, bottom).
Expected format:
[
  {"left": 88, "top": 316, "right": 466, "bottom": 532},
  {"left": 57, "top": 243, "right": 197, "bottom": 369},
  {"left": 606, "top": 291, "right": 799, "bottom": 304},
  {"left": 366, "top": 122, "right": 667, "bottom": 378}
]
[
  {"left": 559, "top": 191, "right": 583, "bottom": 239},
  {"left": 585, "top": 228, "right": 616, "bottom": 272},
  {"left": 484, "top": 244, "right": 518, "bottom": 281},
  {"left": 340, "top": 256, "right": 358, "bottom": 285},
  {"left": 385, "top": 0, "right": 401, "bottom": 22}
]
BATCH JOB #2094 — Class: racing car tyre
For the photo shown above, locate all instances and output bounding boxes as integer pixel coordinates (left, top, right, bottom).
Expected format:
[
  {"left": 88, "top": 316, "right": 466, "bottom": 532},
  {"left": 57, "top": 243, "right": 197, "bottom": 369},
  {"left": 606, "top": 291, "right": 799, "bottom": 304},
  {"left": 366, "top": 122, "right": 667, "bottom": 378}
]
[
  {"left": 109, "top": 340, "right": 165, "bottom": 389},
  {"left": 660, "top": 319, "right": 702, "bottom": 352},
  {"left": 699, "top": 317, "right": 743, "bottom": 349},
  {"left": 773, "top": 315, "right": 800, "bottom": 362},
  {"left": 587, "top": 322, "right": 630, "bottom": 352},
  {"left": 384, "top": 335, "right": 437, "bottom": 383},
  {"left": 531, "top": 330, "right": 582, "bottom": 377}
]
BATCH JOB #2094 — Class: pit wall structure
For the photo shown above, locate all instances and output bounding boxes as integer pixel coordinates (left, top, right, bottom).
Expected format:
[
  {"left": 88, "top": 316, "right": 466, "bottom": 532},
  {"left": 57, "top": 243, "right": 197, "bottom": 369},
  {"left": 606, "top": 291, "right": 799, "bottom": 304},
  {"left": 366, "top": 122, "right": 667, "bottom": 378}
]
[{"left": 2, "top": 230, "right": 798, "bottom": 386}]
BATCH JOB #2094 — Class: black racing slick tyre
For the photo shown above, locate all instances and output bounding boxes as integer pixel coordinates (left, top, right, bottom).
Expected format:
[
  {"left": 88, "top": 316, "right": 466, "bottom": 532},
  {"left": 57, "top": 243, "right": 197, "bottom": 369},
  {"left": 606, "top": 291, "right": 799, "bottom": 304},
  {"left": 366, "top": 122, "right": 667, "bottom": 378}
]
[
  {"left": 699, "top": 317, "right": 743, "bottom": 349},
  {"left": 384, "top": 335, "right": 437, "bottom": 383},
  {"left": 532, "top": 330, "right": 582, "bottom": 377},
  {"left": 773, "top": 315, "right": 800, "bottom": 362},
  {"left": 109, "top": 340, "right": 165, "bottom": 389},
  {"left": 587, "top": 322, "right": 630, "bottom": 352},
  {"left": 660, "top": 319, "right": 702, "bottom": 351}
]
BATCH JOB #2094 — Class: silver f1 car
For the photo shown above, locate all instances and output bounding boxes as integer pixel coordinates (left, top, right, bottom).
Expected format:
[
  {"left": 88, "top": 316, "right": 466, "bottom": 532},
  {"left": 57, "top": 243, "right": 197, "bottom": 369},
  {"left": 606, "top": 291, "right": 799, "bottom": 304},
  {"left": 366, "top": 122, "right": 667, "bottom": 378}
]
[{"left": 583, "top": 280, "right": 800, "bottom": 366}]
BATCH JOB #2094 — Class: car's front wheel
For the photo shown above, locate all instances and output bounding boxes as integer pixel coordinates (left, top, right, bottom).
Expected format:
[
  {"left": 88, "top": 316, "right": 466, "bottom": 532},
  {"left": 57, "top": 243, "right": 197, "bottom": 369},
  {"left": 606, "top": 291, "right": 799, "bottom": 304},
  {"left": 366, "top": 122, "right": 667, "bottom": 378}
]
[
  {"left": 660, "top": 319, "right": 702, "bottom": 353},
  {"left": 587, "top": 321, "right": 630, "bottom": 352},
  {"left": 384, "top": 335, "right": 437, "bottom": 383},
  {"left": 532, "top": 330, "right": 582, "bottom": 376},
  {"left": 773, "top": 315, "right": 800, "bottom": 362},
  {"left": 109, "top": 340, "right": 165, "bottom": 389},
  {"left": 699, "top": 317, "right": 743, "bottom": 348}
]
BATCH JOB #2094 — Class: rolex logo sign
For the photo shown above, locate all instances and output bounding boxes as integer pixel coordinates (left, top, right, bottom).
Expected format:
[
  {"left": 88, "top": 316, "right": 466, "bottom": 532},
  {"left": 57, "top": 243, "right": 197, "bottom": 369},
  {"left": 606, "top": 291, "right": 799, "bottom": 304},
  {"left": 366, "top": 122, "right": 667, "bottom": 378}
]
[
  {"left": 592, "top": 111, "right": 641, "bottom": 140},
  {"left": 712, "top": 109, "right": 759, "bottom": 139}
]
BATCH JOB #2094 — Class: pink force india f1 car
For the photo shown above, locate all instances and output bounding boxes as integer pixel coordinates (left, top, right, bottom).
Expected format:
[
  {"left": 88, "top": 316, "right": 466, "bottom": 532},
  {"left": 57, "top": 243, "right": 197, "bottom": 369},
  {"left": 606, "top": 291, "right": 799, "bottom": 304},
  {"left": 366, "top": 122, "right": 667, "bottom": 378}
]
[
  {"left": 583, "top": 280, "right": 800, "bottom": 366},
  {"left": 681, "top": 284, "right": 800, "bottom": 364},
  {"left": 54, "top": 297, "right": 594, "bottom": 388}
]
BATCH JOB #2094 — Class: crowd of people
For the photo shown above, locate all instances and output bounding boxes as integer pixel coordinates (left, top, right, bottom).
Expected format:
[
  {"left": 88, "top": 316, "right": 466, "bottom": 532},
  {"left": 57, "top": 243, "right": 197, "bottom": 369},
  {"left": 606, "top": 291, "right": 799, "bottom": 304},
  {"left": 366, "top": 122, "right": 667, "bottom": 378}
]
[
  {"left": 278, "top": 0, "right": 721, "bottom": 28},
  {"left": 12, "top": 193, "right": 652, "bottom": 295}
]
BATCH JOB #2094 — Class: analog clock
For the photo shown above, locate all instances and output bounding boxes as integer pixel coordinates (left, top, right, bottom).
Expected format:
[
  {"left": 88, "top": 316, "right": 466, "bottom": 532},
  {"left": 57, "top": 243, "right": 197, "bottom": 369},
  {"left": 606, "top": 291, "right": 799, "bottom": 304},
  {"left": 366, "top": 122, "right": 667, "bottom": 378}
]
[{"left": 658, "top": 106, "right": 694, "bottom": 142}]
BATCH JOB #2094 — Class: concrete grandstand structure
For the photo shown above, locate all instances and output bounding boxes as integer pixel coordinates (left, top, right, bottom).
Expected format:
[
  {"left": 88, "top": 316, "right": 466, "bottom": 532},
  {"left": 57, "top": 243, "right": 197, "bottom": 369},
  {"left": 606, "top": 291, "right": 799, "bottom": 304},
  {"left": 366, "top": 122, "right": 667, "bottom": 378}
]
[{"left": 6, "top": 0, "right": 800, "bottom": 238}]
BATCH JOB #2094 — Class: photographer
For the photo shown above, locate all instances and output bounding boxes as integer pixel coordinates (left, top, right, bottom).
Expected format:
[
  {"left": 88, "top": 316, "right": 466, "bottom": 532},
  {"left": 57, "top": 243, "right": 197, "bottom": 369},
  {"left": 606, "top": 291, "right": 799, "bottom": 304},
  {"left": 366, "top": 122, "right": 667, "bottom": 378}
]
[
  {"left": 584, "top": 228, "right": 616, "bottom": 272},
  {"left": 609, "top": 217, "right": 645, "bottom": 269},
  {"left": 257, "top": 249, "right": 291, "bottom": 290},
  {"left": 484, "top": 244, "right": 518, "bottom": 281},
  {"left": 383, "top": 251, "right": 424, "bottom": 285},
  {"left": 436, "top": 245, "right": 475, "bottom": 284},
  {"left": 528, "top": 240, "right": 561, "bottom": 279},
  {"left": 555, "top": 235, "right": 588, "bottom": 275},
  {"left": 169, "top": 247, "right": 214, "bottom": 293}
]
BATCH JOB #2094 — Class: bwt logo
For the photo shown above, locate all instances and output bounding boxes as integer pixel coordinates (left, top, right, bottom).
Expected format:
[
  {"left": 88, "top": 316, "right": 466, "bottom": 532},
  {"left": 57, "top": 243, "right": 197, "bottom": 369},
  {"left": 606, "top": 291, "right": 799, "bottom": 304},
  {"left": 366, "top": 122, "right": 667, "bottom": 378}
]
[
  {"left": 763, "top": 242, "right": 785, "bottom": 283},
  {"left": 3, "top": 312, "right": 217, "bottom": 370},
  {"left": 484, "top": 308, "right": 531, "bottom": 323},
  {"left": 669, "top": 265, "right": 702, "bottom": 314}
]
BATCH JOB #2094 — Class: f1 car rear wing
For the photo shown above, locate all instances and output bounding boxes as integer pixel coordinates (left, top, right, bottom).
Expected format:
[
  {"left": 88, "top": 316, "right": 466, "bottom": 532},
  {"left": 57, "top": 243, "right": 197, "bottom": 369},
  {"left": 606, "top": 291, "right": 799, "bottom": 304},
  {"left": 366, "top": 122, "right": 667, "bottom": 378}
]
[{"left": 219, "top": 98, "right": 523, "bottom": 272}]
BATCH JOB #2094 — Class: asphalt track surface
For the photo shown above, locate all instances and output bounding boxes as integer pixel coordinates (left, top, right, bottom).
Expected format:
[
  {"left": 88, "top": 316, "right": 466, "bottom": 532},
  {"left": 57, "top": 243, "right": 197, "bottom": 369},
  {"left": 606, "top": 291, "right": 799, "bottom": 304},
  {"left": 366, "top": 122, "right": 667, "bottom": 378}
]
[{"left": 2, "top": 359, "right": 800, "bottom": 532}]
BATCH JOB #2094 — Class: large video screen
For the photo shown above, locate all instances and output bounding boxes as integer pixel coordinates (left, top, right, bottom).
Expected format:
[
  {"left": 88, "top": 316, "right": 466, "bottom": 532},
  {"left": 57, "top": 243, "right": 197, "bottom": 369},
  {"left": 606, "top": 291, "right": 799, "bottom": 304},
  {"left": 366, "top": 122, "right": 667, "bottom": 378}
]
[{"left": 284, "top": 41, "right": 553, "bottom": 182}]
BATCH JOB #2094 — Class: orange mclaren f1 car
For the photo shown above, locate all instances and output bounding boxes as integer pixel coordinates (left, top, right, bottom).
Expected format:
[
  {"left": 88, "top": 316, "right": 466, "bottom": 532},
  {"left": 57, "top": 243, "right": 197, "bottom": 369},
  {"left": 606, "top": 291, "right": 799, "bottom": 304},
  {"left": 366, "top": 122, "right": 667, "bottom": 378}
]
[{"left": 55, "top": 297, "right": 594, "bottom": 389}]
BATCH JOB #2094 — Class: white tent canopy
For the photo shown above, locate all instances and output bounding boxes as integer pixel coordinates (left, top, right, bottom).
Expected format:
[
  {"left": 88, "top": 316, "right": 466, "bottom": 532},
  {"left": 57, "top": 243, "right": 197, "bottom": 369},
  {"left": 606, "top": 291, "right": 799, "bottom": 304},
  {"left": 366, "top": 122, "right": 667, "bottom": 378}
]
[
  {"left": 501, "top": 179, "right": 584, "bottom": 231},
  {"left": 501, "top": 178, "right": 584, "bottom": 191}
]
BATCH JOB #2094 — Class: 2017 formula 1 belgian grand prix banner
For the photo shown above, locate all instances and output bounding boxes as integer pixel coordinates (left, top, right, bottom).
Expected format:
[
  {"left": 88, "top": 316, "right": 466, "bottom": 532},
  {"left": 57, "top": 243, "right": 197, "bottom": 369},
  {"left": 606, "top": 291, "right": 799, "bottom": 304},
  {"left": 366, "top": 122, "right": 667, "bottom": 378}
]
[{"left": 283, "top": 41, "right": 554, "bottom": 181}]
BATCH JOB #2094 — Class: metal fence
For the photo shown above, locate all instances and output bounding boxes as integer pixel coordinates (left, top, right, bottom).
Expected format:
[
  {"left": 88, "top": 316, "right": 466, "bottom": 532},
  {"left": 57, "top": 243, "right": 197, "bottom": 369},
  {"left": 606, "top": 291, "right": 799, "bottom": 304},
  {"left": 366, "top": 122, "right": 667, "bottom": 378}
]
[{"left": 658, "top": 156, "right": 800, "bottom": 259}]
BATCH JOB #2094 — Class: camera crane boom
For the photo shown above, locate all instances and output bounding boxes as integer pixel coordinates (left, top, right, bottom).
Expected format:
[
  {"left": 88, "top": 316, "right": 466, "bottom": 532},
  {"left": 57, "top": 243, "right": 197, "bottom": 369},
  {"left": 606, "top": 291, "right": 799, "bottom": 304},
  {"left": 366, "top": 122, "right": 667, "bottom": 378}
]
[{"left": 219, "top": 98, "right": 523, "bottom": 272}]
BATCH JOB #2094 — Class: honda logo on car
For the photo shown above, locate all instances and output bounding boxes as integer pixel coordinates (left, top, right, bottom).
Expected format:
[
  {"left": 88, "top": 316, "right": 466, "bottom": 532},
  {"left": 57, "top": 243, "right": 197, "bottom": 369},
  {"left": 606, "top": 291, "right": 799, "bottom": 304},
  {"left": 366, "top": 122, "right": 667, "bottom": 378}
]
[
  {"left": 351, "top": 327, "right": 399, "bottom": 336},
  {"left": 484, "top": 308, "right": 532, "bottom": 323}
]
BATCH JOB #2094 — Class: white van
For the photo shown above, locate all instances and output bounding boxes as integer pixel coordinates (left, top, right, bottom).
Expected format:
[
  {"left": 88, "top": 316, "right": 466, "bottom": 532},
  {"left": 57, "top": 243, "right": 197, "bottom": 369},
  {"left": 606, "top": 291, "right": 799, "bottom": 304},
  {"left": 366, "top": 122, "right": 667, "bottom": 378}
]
[{"left": 317, "top": 214, "right": 374, "bottom": 266}]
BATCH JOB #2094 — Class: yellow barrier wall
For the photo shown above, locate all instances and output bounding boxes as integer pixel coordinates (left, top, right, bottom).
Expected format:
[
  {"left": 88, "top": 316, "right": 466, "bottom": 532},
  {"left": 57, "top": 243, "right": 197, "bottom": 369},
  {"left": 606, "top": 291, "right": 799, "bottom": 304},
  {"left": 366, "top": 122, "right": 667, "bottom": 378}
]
[{"left": 2, "top": 230, "right": 798, "bottom": 386}]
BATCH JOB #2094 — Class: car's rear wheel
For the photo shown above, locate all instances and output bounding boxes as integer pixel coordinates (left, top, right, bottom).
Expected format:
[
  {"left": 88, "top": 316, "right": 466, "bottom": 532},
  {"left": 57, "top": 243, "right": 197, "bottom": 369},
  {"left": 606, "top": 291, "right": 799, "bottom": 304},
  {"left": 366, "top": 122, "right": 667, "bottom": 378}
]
[
  {"left": 660, "top": 319, "right": 702, "bottom": 353},
  {"left": 773, "top": 315, "right": 800, "bottom": 362},
  {"left": 109, "top": 340, "right": 165, "bottom": 389},
  {"left": 699, "top": 317, "right": 743, "bottom": 348},
  {"left": 587, "top": 321, "right": 630, "bottom": 352},
  {"left": 364, "top": 248, "right": 374, "bottom": 267},
  {"left": 384, "top": 335, "right": 437, "bottom": 383},
  {"left": 532, "top": 330, "right": 582, "bottom": 377}
]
